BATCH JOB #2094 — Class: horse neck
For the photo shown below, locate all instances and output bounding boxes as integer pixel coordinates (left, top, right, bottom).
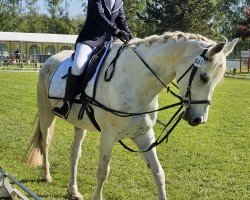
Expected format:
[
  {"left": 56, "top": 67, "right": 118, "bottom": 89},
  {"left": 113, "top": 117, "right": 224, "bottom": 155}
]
[
  {"left": 131, "top": 41, "right": 188, "bottom": 98},
  {"left": 112, "top": 39, "right": 208, "bottom": 108}
]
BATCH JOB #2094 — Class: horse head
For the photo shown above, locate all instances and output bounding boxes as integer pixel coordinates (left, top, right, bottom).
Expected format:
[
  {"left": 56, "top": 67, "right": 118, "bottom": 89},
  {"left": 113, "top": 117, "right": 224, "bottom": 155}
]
[{"left": 176, "top": 38, "right": 239, "bottom": 126}]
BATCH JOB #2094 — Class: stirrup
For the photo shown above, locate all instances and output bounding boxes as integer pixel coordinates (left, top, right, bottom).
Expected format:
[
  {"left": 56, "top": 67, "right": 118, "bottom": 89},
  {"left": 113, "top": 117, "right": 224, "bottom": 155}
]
[{"left": 52, "top": 101, "right": 71, "bottom": 119}]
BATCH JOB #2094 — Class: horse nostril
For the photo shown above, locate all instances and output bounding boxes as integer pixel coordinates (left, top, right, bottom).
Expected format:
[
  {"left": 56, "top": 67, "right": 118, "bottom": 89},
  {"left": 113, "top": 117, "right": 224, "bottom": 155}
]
[{"left": 192, "top": 117, "right": 202, "bottom": 125}]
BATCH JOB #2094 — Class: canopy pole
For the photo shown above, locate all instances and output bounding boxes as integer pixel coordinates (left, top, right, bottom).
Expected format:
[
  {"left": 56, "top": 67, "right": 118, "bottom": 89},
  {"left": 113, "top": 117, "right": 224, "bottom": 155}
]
[
  {"left": 26, "top": 41, "right": 28, "bottom": 56},
  {"left": 42, "top": 42, "right": 44, "bottom": 54},
  {"left": 0, "top": 41, "right": 3, "bottom": 64},
  {"left": 10, "top": 41, "right": 12, "bottom": 57}
]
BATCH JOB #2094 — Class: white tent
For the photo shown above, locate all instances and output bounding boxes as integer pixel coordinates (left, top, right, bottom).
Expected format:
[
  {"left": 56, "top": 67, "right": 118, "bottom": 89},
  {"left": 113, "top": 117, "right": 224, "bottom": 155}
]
[
  {"left": 0, "top": 32, "right": 78, "bottom": 63},
  {"left": 0, "top": 32, "right": 78, "bottom": 44}
]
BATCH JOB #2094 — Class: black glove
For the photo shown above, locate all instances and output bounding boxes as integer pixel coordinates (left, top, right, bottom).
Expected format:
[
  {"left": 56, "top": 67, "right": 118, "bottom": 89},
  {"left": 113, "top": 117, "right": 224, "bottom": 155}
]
[
  {"left": 116, "top": 30, "right": 130, "bottom": 43},
  {"left": 128, "top": 32, "right": 133, "bottom": 40}
]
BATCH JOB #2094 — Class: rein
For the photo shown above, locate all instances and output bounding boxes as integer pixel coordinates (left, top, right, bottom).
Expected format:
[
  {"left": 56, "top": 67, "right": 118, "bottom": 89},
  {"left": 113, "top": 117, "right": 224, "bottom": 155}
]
[
  {"left": 118, "top": 43, "right": 211, "bottom": 152},
  {"left": 82, "top": 42, "right": 212, "bottom": 153}
]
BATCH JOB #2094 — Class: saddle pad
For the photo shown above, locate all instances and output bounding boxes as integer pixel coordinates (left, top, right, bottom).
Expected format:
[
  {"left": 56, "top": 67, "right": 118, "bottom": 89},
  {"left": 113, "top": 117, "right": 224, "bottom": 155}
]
[
  {"left": 48, "top": 40, "right": 112, "bottom": 100},
  {"left": 48, "top": 57, "right": 72, "bottom": 99}
]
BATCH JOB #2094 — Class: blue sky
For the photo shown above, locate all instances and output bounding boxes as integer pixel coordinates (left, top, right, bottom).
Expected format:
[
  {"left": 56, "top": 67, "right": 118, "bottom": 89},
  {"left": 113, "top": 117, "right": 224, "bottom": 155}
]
[{"left": 36, "top": 0, "right": 85, "bottom": 17}]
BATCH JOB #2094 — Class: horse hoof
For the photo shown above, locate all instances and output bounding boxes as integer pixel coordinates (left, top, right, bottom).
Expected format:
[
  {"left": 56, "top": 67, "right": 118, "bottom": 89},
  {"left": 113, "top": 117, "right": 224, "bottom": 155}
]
[
  {"left": 92, "top": 194, "right": 103, "bottom": 200},
  {"left": 41, "top": 174, "right": 52, "bottom": 183},
  {"left": 42, "top": 177, "right": 52, "bottom": 183},
  {"left": 66, "top": 193, "right": 84, "bottom": 200}
]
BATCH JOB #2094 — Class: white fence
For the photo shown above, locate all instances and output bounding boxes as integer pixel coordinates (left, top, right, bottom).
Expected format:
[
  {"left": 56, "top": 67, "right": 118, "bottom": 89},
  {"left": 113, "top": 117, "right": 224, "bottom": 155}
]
[{"left": 226, "top": 59, "right": 241, "bottom": 70}]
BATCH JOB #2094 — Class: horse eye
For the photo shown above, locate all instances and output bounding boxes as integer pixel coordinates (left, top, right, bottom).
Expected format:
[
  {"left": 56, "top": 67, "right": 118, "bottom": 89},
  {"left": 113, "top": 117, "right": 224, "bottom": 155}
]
[{"left": 200, "top": 73, "right": 209, "bottom": 83}]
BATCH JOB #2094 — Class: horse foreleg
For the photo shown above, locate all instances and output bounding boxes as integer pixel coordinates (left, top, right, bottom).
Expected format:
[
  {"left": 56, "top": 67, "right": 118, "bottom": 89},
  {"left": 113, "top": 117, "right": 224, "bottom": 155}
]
[
  {"left": 92, "top": 129, "right": 115, "bottom": 200},
  {"left": 132, "top": 129, "right": 167, "bottom": 200},
  {"left": 67, "top": 127, "right": 86, "bottom": 200}
]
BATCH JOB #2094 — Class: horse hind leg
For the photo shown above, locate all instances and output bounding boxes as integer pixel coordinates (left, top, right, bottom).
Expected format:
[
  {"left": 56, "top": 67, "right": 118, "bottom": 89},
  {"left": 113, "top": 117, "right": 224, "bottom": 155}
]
[
  {"left": 67, "top": 127, "right": 86, "bottom": 200},
  {"left": 39, "top": 114, "right": 55, "bottom": 183},
  {"left": 26, "top": 114, "right": 55, "bottom": 183},
  {"left": 26, "top": 75, "right": 56, "bottom": 183},
  {"left": 132, "top": 128, "right": 167, "bottom": 200}
]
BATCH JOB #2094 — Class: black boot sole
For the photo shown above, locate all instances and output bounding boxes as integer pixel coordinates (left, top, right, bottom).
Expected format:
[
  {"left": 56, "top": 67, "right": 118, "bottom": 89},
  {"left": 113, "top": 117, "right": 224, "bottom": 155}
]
[{"left": 52, "top": 107, "right": 70, "bottom": 119}]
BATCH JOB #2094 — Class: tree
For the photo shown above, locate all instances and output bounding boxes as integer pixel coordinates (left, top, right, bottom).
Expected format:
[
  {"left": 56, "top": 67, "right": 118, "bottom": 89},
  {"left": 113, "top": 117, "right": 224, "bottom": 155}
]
[
  {"left": 123, "top": 0, "right": 148, "bottom": 37},
  {"left": 21, "top": 0, "right": 43, "bottom": 33},
  {"left": 211, "top": 0, "right": 248, "bottom": 38},
  {"left": 235, "top": 6, "right": 250, "bottom": 40},
  {"left": 138, "top": 0, "right": 216, "bottom": 36},
  {"left": 212, "top": 0, "right": 249, "bottom": 57},
  {"left": 0, "top": 0, "right": 23, "bottom": 31},
  {"left": 71, "top": 14, "right": 86, "bottom": 34},
  {"left": 44, "top": 0, "right": 74, "bottom": 34}
]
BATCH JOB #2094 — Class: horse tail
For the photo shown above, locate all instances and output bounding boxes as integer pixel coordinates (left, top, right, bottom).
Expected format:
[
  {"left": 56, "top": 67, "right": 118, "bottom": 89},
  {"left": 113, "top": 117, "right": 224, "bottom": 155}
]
[
  {"left": 26, "top": 117, "right": 43, "bottom": 167},
  {"left": 26, "top": 63, "right": 57, "bottom": 167},
  {"left": 26, "top": 111, "right": 56, "bottom": 167}
]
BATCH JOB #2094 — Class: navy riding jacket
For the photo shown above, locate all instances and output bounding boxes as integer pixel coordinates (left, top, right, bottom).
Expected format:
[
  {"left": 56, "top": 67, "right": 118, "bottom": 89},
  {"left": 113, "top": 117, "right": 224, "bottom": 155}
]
[{"left": 76, "top": 0, "right": 131, "bottom": 47}]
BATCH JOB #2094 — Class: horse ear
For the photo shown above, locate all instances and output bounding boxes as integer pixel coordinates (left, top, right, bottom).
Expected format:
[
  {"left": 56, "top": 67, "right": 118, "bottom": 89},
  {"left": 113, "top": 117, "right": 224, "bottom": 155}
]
[
  {"left": 209, "top": 43, "right": 226, "bottom": 58},
  {"left": 223, "top": 38, "right": 239, "bottom": 56}
]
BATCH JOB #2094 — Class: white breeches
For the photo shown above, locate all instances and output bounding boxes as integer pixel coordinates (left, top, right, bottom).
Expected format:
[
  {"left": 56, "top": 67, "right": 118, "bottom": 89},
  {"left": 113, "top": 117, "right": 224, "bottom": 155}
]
[{"left": 71, "top": 43, "right": 94, "bottom": 76}]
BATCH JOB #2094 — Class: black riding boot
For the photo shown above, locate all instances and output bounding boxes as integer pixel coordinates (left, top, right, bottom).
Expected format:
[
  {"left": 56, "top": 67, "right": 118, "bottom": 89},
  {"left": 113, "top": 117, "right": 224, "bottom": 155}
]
[{"left": 52, "top": 68, "right": 81, "bottom": 119}]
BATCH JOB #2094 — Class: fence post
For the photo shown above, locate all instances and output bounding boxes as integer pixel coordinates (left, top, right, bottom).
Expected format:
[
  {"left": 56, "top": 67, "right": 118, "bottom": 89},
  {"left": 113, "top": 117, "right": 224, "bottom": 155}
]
[
  {"left": 248, "top": 57, "right": 250, "bottom": 73},
  {"left": 240, "top": 57, "right": 242, "bottom": 73}
]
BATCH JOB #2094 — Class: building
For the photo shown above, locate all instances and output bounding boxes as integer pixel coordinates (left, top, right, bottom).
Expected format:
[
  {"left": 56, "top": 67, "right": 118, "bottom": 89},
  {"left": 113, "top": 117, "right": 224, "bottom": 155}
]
[{"left": 0, "top": 32, "right": 77, "bottom": 64}]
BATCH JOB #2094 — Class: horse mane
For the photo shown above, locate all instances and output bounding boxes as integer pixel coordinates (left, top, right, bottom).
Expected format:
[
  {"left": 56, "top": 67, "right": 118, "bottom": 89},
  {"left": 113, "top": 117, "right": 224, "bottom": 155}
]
[
  {"left": 129, "top": 31, "right": 225, "bottom": 86},
  {"left": 130, "top": 31, "right": 216, "bottom": 47}
]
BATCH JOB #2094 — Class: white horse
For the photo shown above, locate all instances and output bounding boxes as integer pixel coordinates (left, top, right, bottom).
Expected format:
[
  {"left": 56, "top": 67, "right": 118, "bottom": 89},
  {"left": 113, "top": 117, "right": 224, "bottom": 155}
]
[{"left": 26, "top": 31, "right": 238, "bottom": 200}]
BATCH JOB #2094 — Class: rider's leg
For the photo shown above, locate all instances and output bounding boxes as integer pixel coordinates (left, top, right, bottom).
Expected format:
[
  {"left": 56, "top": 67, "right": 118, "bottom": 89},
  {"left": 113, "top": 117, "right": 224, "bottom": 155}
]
[
  {"left": 52, "top": 43, "right": 94, "bottom": 119},
  {"left": 71, "top": 43, "right": 94, "bottom": 75}
]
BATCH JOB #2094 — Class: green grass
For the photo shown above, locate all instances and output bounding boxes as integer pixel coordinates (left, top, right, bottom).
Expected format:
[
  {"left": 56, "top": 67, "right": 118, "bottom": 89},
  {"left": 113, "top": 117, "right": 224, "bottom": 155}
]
[{"left": 0, "top": 72, "right": 249, "bottom": 200}]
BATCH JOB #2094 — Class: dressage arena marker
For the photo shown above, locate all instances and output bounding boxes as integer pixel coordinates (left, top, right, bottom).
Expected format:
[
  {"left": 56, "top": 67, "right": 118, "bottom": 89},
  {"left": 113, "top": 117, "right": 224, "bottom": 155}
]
[{"left": 0, "top": 167, "right": 41, "bottom": 200}]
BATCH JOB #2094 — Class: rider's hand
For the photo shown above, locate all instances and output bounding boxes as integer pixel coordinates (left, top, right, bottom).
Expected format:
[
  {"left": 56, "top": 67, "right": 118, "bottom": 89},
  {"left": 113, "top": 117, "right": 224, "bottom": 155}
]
[
  {"left": 115, "top": 30, "right": 130, "bottom": 43},
  {"left": 128, "top": 32, "right": 133, "bottom": 40}
]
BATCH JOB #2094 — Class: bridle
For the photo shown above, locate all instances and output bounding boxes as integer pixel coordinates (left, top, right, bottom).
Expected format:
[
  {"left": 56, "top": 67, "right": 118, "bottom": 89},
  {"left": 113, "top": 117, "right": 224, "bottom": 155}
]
[
  {"left": 130, "top": 44, "right": 212, "bottom": 110},
  {"left": 176, "top": 48, "right": 212, "bottom": 107},
  {"left": 80, "top": 43, "right": 213, "bottom": 152}
]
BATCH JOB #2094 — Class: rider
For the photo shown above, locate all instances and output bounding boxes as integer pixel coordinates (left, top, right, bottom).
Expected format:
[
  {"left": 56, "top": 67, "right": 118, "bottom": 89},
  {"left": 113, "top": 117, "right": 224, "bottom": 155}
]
[{"left": 52, "top": 0, "right": 132, "bottom": 118}]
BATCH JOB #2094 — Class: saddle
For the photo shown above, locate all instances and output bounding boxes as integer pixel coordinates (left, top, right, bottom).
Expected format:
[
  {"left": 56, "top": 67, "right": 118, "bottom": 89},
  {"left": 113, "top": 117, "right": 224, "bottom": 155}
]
[{"left": 78, "top": 41, "right": 110, "bottom": 95}]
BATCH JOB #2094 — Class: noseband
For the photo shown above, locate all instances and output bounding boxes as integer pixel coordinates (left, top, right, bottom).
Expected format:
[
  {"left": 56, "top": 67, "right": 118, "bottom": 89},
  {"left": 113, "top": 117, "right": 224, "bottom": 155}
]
[{"left": 176, "top": 48, "right": 211, "bottom": 107}]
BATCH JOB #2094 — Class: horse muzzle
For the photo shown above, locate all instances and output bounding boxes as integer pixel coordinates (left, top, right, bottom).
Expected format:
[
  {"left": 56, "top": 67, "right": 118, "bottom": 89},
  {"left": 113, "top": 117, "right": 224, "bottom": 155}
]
[{"left": 182, "top": 107, "right": 207, "bottom": 126}]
